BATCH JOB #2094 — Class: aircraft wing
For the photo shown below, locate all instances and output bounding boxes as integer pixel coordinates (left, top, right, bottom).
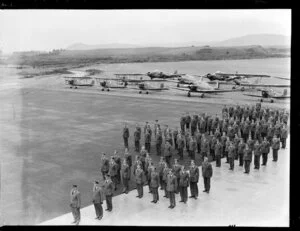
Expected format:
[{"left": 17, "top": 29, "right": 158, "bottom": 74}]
[
  {"left": 243, "top": 93, "right": 263, "bottom": 98},
  {"left": 239, "top": 83, "right": 290, "bottom": 88},
  {"left": 115, "top": 73, "right": 145, "bottom": 76},
  {"left": 220, "top": 73, "right": 271, "bottom": 78},
  {"left": 171, "top": 87, "right": 243, "bottom": 93}
]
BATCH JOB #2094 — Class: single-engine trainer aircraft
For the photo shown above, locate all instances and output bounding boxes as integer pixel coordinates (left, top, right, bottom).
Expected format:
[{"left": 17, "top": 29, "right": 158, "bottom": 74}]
[
  {"left": 137, "top": 81, "right": 169, "bottom": 94},
  {"left": 116, "top": 70, "right": 184, "bottom": 80},
  {"left": 171, "top": 75, "right": 245, "bottom": 98},
  {"left": 243, "top": 88, "right": 290, "bottom": 103},
  {"left": 95, "top": 78, "right": 128, "bottom": 91},
  {"left": 64, "top": 77, "right": 95, "bottom": 89}
]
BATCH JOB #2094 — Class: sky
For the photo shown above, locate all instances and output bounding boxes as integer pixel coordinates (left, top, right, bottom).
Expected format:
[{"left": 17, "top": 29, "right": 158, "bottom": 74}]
[{"left": 0, "top": 9, "right": 291, "bottom": 53}]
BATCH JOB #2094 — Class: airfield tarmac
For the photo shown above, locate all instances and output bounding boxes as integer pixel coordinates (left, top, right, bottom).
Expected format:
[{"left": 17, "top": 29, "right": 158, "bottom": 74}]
[{"left": 0, "top": 64, "right": 290, "bottom": 225}]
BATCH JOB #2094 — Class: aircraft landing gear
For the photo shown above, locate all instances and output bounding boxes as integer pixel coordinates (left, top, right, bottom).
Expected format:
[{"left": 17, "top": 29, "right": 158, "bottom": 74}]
[
  {"left": 177, "top": 83, "right": 180, "bottom": 87},
  {"left": 107, "top": 88, "right": 110, "bottom": 91},
  {"left": 200, "top": 93, "right": 204, "bottom": 98},
  {"left": 70, "top": 86, "right": 72, "bottom": 89},
  {"left": 75, "top": 86, "right": 78, "bottom": 89},
  {"left": 139, "top": 91, "right": 142, "bottom": 94},
  {"left": 187, "top": 91, "right": 191, "bottom": 97},
  {"left": 260, "top": 99, "right": 263, "bottom": 102},
  {"left": 270, "top": 99, "right": 274, "bottom": 103},
  {"left": 146, "top": 91, "right": 149, "bottom": 94},
  {"left": 232, "top": 86, "right": 236, "bottom": 90},
  {"left": 101, "top": 88, "right": 105, "bottom": 91},
  {"left": 241, "top": 87, "right": 245, "bottom": 91}
]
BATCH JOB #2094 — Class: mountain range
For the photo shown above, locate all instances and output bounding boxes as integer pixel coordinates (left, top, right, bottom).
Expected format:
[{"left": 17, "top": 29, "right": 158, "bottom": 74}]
[{"left": 66, "top": 34, "right": 290, "bottom": 50}]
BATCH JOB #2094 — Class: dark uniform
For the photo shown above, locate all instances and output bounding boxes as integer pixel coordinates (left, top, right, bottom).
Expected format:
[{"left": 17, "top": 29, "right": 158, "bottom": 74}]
[
  {"left": 104, "top": 178, "right": 114, "bottom": 211},
  {"left": 261, "top": 139, "right": 270, "bottom": 165},
  {"left": 253, "top": 142, "right": 262, "bottom": 169},
  {"left": 242, "top": 121, "right": 250, "bottom": 142},
  {"left": 199, "top": 118, "right": 206, "bottom": 134},
  {"left": 70, "top": 187, "right": 81, "bottom": 224},
  {"left": 135, "top": 167, "right": 145, "bottom": 198},
  {"left": 195, "top": 132, "right": 202, "bottom": 154},
  {"left": 228, "top": 144, "right": 236, "bottom": 170},
  {"left": 147, "top": 164, "right": 154, "bottom": 193},
  {"left": 92, "top": 183, "right": 104, "bottom": 219},
  {"left": 272, "top": 137, "right": 280, "bottom": 162},
  {"left": 221, "top": 134, "right": 227, "bottom": 158},
  {"left": 124, "top": 151, "right": 132, "bottom": 175},
  {"left": 145, "top": 131, "right": 151, "bottom": 153},
  {"left": 201, "top": 139, "right": 210, "bottom": 161},
  {"left": 237, "top": 141, "right": 246, "bottom": 166},
  {"left": 210, "top": 136, "right": 217, "bottom": 161},
  {"left": 114, "top": 155, "right": 121, "bottom": 184},
  {"left": 157, "top": 159, "right": 166, "bottom": 189},
  {"left": 134, "top": 128, "right": 141, "bottom": 152},
  {"left": 172, "top": 163, "right": 181, "bottom": 194},
  {"left": 189, "top": 137, "right": 197, "bottom": 160},
  {"left": 202, "top": 160, "right": 213, "bottom": 193},
  {"left": 186, "top": 114, "right": 191, "bottom": 130},
  {"left": 123, "top": 126, "right": 130, "bottom": 149},
  {"left": 156, "top": 132, "right": 163, "bottom": 156},
  {"left": 180, "top": 115, "right": 186, "bottom": 133},
  {"left": 280, "top": 126, "right": 288, "bottom": 149},
  {"left": 179, "top": 169, "right": 189, "bottom": 203},
  {"left": 243, "top": 147, "right": 252, "bottom": 174},
  {"left": 100, "top": 156, "right": 109, "bottom": 180},
  {"left": 177, "top": 134, "right": 185, "bottom": 160},
  {"left": 173, "top": 129, "right": 179, "bottom": 150},
  {"left": 108, "top": 160, "right": 118, "bottom": 191},
  {"left": 191, "top": 116, "right": 198, "bottom": 136},
  {"left": 121, "top": 162, "right": 130, "bottom": 193},
  {"left": 150, "top": 170, "right": 160, "bottom": 203},
  {"left": 233, "top": 136, "right": 240, "bottom": 160},
  {"left": 164, "top": 142, "right": 172, "bottom": 167},
  {"left": 163, "top": 167, "right": 170, "bottom": 198},
  {"left": 214, "top": 141, "right": 223, "bottom": 167},
  {"left": 167, "top": 172, "right": 178, "bottom": 208},
  {"left": 189, "top": 164, "right": 199, "bottom": 198},
  {"left": 225, "top": 139, "right": 231, "bottom": 163}
]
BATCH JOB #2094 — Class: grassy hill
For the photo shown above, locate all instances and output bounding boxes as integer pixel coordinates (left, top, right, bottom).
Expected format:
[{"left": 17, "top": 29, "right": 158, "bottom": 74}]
[{"left": 3, "top": 45, "right": 290, "bottom": 67}]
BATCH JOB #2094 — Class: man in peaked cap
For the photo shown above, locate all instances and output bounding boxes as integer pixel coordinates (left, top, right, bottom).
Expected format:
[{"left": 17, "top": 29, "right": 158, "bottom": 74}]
[
  {"left": 92, "top": 181, "right": 104, "bottom": 220},
  {"left": 70, "top": 184, "right": 81, "bottom": 225}
]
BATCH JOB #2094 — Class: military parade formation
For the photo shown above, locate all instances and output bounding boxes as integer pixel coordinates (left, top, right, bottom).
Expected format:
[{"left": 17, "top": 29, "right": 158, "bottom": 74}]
[{"left": 70, "top": 102, "right": 289, "bottom": 225}]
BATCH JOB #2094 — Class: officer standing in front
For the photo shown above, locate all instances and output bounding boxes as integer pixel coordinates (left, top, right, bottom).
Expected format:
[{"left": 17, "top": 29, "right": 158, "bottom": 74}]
[
  {"left": 202, "top": 157, "right": 213, "bottom": 193},
  {"left": 135, "top": 164, "right": 145, "bottom": 198},
  {"left": 92, "top": 181, "right": 104, "bottom": 220},
  {"left": 121, "top": 159, "right": 130, "bottom": 194},
  {"left": 150, "top": 166, "right": 160, "bottom": 203},
  {"left": 243, "top": 144, "right": 252, "bottom": 174},
  {"left": 272, "top": 135, "right": 280, "bottom": 162},
  {"left": 104, "top": 175, "right": 114, "bottom": 212},
  {"left": 179, "top": 165, "right": 189, "bottom": 203},
  {"left": 166, "top": 170, "right": 178, "bottom": 209},
  {"left": 70, "top": 184, "right": 81, "bottom": 225},
  {"left": 189, "top": 160, "right": 199, "bottom": 199}
]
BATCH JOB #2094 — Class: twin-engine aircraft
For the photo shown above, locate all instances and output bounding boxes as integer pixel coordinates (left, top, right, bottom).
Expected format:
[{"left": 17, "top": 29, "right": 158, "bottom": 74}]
[
  {"left": 64, "top": 77, "right": 95, "bottom": 89},
  {"left": 243, "top": 88, "right": 290, "bottom": 103}
]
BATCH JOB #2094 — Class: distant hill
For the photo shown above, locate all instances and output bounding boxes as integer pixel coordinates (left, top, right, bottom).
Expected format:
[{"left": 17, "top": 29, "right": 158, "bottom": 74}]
[
  {"left": 67, "top": 43, "right": 141, "bottom": 50},
  {"left": 6, "top": 44, "right": 290, "bottom": 67},
  {"left": 212, "top": 34, "right": 290, "bottom": 47}
]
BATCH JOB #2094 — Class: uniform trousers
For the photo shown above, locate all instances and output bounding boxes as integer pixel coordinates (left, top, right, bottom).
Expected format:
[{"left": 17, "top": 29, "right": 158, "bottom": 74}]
[
  {"left": 70, "top": 206, "right": 81, "bottom": 223},
  {"left": 105, "top": 195, "right": 113, "bottom": 211},
  {"left": 273, "top": 149, "right": 278, "bottom": 161},
  {"left": 93, "top": 202, "right": 103, "bottom": 218},
  {"left": 151, "top": 187, "right": 159, "bottom": 202},
  {"left": 190, "top": 182, "right": 198, "bottom": 197},
  {"left": 179, "top": 186, "right": 188, "bottom": 202}
]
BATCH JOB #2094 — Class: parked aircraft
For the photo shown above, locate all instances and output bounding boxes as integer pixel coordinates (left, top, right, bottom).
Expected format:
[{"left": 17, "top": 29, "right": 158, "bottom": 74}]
[
  {"left": 204, "top": 71, "right": 289, "bottom": 81},
  {"left": 116, "top": 70, "right": 184, "bottom": 80},
  {"left": 243, "top": 88, "right": 290, "bottom": 103},
  {"left": 95, "top": 78, "right": 128, "bottom": 91},
  {"left": 137, "top": 81, "right": 169, "bottom": 94},
  {"left": 171, "top": 75, "right": 245, "bottom": 97},
  {"left": 64, "top": 77, "right": 95, "bottom": 89}
]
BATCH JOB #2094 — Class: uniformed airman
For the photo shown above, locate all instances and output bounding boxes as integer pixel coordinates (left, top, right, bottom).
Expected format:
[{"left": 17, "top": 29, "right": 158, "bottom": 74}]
[
  {"left": 134, "top": 124, "right": 141, "bottom": 152},
  {"left": 70, "top": 184, "right": 81, "bottom": 225},
  {"left": 135, "top": 164, "right": 145, "bottom": 198},
  {"left": 214, "top": 139, "right": 223, "bottom": 167},
  {"left": 123, "top": 123, "right": 130, "bottom": 150},
  {"left": 92, "top": 181, "right": 104, "bottom": 220},
  {"left": 253, "top": 140, "right": 262, "bottom": 169},
  {"left": 261, "top": 137, "right": 270, "bottom": 166},
  {"left": 104, "top": 175, "right": 114, "bottom": 212},
  {"left": 150, "top": 167, "right": 160, "bottom": 203},
  {"left": 166, "top": 169, "right": 178, "bottom": 208},
  {"left": 189, "top": 160, "right": 199, "bottom": 199},
  {"left": 243, "top": 144, "right": 252, "bottom": 174},
  {"left": 179, "top": 166, "right": 189, "bottom": 203},
  {"left": 237, "top": 138, "right": 246, "bottom": 167},
  {"left": 272, "top": 135, "right": 280, "bottom": 162},
  {"left": 100, "top": 153, "right": 109, "bottom": 180},
  {"left": 121, "top": 159, "right": 130, "bottom": 194}
]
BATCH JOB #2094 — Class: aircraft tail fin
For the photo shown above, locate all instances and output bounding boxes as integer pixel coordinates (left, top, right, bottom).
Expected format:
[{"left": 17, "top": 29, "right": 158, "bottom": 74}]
[{"left": 216, "top": 81, "right": 220, "bottom": 89}]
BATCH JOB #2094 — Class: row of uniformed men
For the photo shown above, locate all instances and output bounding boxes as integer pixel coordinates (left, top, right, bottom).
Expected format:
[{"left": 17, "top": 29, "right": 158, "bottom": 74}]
[{"left": 70, "top": 156, "right": 213, "bottom": 225}]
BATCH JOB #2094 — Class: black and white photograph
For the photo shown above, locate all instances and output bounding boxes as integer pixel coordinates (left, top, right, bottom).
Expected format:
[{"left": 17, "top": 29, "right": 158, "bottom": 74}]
[{"left": 0, "top": 9, "right": 291, "bottom": 226}]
